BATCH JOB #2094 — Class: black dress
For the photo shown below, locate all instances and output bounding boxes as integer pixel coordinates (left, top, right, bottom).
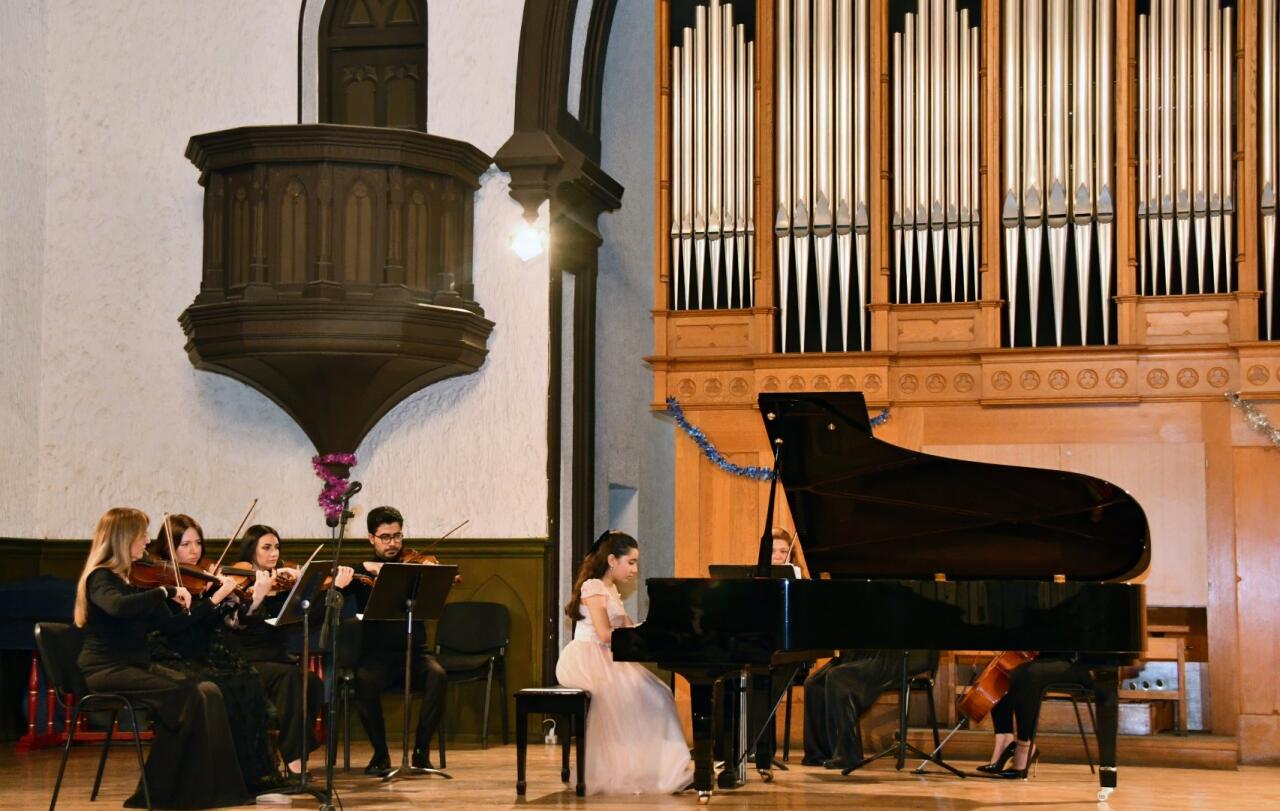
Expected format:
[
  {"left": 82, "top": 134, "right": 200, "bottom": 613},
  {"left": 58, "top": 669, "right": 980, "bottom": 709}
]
[
  {"left": 227, "top": 590, "right": 322, "bottom": 765},
  {"left": 78, "top": 568, "right": 249, "bottom": 809},
  {"left": 147, "top": 590, "right": 281, "bottom": 792}
]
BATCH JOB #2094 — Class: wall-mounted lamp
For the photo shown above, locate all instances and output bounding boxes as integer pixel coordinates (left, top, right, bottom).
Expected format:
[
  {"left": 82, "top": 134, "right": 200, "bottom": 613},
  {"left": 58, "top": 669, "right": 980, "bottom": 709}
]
[{"left": 510, "top": 221, "right": 549, "bottom": 262}]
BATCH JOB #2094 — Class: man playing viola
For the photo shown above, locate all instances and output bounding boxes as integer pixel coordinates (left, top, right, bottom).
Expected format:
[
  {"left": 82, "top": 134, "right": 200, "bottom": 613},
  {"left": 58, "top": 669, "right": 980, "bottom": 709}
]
[{"left": 346, "top": 506, "right": 449, "bottom": 775}]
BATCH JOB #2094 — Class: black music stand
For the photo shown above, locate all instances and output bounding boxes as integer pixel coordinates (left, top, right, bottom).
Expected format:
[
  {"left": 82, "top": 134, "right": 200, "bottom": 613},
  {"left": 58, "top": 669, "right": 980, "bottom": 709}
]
[
  {"left": 841, "top": 652, "right": 966, "bottom": 780},
  {"left": 361, "top": 562, "right": 458, "bottom": 781},
  {"left": 265, "top": 559, "right": 334, "bottom": 797}
]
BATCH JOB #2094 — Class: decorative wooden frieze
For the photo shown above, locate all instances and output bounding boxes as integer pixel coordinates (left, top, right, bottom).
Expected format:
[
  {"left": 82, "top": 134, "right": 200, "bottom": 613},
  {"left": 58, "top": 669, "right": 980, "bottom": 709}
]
[
  {"left": 181, "top": 124, "right": 494, "bottom": 455},
  {"left": 654, "top": 345, "right": 1280, "bottom": 409}
]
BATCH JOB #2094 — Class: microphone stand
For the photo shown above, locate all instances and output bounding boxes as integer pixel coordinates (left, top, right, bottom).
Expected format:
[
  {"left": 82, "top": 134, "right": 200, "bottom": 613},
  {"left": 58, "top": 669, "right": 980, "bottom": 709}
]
[
  {"left": 317, "top": 482, "right": 359, "bottom": 811},
  {"left": 754, "top": 438, "right": 783, "bottom": 577}
]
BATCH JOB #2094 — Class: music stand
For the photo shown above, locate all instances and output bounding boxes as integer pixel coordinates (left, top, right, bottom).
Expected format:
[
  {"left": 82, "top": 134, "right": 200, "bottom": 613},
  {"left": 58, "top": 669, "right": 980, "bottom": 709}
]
[
  {"left": 361, "top": 562, "right": 458, "bottom": 781},
  {"left": 265, "top": 559, "right": 334, "bottom": 797},
  {"left": 840, "top": 652, "right": 966, "bottom": 780}
]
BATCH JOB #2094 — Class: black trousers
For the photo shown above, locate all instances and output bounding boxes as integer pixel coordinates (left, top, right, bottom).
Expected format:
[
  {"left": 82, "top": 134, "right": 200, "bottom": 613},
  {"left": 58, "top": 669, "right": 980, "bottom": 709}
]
[
  {"left": 83, "top": 662, "right": 249, "bottom": 809},
  {"left": 990, "top": 657, "right": 1093, "bottom": 739},
  {"left": 353, "top": 650, "right": 447, "bottom": 757},
  {"left": 251, "top": 660, "right": 322, "bottom": 763},
  {"left": 803, "top": 650, "right": 935, "bottom": 766}
]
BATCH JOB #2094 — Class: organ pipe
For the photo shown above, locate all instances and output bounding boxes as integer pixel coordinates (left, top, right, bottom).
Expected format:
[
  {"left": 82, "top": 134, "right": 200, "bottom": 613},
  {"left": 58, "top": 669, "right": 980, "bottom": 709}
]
[
  {"left": 1137, "top": 0, "right": 1234, "bottom": 301},
  {"left": 1263, "top": 0, "right": 1277, "bottom": 336},
  {"left": 1004, "top": 0, "right": 1113, "bottom": 347},
  {"left": 670, "top": 2, "right": 754, "bottom": 313},
  {"left": 892, "top": 2, "right": 980, "bottom": 306},
  {"left": 775, "top": 0, "right": 870, "bottom": 352}
]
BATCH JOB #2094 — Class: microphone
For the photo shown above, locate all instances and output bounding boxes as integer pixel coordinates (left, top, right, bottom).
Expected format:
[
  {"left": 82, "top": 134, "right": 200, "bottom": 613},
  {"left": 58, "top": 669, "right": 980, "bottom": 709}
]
[{"left": 341, "top": 480, "right": 363, "bottom": 501}]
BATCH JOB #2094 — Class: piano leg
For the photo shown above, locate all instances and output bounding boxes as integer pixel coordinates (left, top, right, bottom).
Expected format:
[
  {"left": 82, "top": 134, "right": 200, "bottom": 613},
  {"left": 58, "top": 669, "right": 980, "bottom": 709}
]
[
  {"left": 688, "top": 676, "right": 718, "bottom": 800},
  {"left": 749, "top": 671, "right": 776, "bottom": 781},
  {"left": 1093, "top": 667, "right": 1120, "bottom": 801}
]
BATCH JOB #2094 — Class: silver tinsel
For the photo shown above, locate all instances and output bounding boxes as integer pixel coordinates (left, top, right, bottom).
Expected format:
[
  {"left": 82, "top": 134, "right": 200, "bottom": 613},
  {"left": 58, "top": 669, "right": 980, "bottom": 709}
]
[{"left": 1225, "top": 391, "right": 1280, "bottom": 449}]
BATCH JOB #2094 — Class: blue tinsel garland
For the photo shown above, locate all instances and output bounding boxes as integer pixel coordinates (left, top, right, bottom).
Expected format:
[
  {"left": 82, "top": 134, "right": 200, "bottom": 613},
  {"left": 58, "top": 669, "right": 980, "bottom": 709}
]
[{"left": 665, "top": 396, "right": 890, "bottom": 481}]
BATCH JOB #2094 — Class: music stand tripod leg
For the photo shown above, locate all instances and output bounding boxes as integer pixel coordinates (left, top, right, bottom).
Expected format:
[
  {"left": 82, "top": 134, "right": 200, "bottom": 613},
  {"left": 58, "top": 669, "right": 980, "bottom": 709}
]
[{"left": 384, "top": 597, "right": 451, "bottom": 781}]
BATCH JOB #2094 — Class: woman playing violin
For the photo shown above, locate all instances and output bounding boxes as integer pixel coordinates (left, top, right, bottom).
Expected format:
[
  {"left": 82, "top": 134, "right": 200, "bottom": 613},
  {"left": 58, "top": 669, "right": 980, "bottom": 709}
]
[
  {"left": 227, "top": 524, "right": 354, "bottom": 778},
  {"left": 74, "top": 507, "right": 249, "bottom": 809},
  {"left": 146, "top": 515, "right": 282, "bottom": 792},
  {"left": 344, "top": 505, "right": 448, "bottom": 775}
]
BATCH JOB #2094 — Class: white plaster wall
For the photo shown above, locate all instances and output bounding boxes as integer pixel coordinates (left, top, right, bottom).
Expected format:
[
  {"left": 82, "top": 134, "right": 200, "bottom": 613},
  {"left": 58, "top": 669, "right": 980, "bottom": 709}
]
[
  {"left": 27, "top": 0, "right": 545, "bottom": 540},
  {"left": 596, "top": 0, "right": 675, "bottom": 619},
  {"left": 0, "top": 0, "right": 48, "bottom": 535}
]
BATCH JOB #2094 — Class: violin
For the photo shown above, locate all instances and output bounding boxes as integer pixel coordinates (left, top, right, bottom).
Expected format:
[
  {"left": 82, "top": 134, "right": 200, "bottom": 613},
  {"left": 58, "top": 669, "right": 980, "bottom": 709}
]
[
  {"left": 367, "top": 548, "right": 462, "bottom": 584},
  {"left": 219, "top": 561, "right": 373, "bottom": 594},
  {"left": 956, "top": 650, "right": 1039, "bottom": 724},
  {"left": 130, "top": 556, "right": 247, "bottom": 599},
  {"left": 218, "top": 561, "right": 298, "bottom": 595}
]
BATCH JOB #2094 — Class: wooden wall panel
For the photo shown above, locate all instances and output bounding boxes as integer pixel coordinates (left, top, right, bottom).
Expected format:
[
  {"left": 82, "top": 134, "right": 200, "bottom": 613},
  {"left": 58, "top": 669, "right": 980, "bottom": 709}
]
[
  {"left": 925, "top": 441, "right": 1209, "bottom": 606},
  {"left": 1232, "top": 446, "right": 1280, "bottom": 763}
]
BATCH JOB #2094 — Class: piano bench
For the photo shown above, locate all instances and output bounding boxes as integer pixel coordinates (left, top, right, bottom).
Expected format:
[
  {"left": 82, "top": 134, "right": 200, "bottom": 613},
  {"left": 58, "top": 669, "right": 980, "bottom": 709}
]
[{"left": 515, "top": 688, "right": 591, "bottom": 797}]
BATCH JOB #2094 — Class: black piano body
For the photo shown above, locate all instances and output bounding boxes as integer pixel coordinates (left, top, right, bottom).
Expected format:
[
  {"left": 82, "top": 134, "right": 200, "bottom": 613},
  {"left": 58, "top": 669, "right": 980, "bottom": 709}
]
[{"left": 613, "top": 392, "right": 1150, "bottom": 801}]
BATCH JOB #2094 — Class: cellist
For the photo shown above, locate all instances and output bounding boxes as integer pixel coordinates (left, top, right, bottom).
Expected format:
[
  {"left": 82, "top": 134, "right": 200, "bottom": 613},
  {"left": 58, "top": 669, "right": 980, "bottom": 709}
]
[
  {"left": 978, "top": 654, "right": 1093, "bottom": 779},
  {"left": 344, "top": 505, "right": 448, "bottom": 775}
]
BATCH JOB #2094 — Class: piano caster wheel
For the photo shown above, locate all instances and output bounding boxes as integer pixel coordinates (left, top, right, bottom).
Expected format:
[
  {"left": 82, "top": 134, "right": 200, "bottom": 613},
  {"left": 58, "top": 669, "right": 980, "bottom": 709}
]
[
  {"left": 1097, "top": 788, "right": 1114, "bottom": 802},
  {"left": 698, "top": 790, "right": 712, "bottom": 803},
  {"left": 758, "top": 769, "right": 773, "bottom": 783}
]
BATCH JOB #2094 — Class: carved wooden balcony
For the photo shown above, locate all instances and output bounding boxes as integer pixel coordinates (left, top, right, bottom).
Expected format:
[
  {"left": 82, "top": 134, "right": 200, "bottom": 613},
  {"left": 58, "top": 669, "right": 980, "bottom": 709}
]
[{"left": 179, "top": 124, "right": 494, "bottom": 455}]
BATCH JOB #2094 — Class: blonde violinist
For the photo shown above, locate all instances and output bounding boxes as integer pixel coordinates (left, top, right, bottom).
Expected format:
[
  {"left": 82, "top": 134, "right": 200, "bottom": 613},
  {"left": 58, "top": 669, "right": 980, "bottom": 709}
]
[{"left": 74, "top": 507, "right": 249, "bottom": 808}]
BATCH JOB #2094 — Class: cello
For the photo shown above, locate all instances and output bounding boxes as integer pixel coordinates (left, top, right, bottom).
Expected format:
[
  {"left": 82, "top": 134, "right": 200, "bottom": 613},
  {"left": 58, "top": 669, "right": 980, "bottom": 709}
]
[{"left": 956, "top": 651, "right": 1039, "bottom": 724}]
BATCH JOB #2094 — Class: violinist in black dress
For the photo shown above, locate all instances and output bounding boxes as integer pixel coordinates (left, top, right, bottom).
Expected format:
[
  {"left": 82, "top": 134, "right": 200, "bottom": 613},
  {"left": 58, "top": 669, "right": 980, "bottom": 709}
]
[
  {"left": 228, "top": 524, "right": 354, "bottom": 777},
  {"left": 146, "top": 514, "right": 281, "bottom": 792},
  {"left": 74, "top": 507, "right": 249, "bottom": 809}
]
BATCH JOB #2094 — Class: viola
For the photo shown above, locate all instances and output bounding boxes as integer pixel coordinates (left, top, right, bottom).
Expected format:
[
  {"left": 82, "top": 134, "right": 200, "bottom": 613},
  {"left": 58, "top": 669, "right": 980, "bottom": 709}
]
[{"left": 956, "top": 650, "right": 1039, "bottom": 724}]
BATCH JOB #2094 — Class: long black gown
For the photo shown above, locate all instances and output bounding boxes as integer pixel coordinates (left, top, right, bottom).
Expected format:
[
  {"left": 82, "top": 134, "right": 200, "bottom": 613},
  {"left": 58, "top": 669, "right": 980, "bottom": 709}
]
[
  {"left": 227, "top": 589, "right": 322, "bottom": 767},
  {"left": 147, "top": 589, "right": 282, "bottom": 792},
  {"left": 78, "top": 568, "right": 249, "bottom": 809}
]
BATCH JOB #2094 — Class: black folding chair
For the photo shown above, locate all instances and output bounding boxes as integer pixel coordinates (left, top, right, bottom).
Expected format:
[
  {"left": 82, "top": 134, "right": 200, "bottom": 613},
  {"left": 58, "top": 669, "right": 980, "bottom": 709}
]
[
  {"left": 36, "top": 622, "right": 152, "bottom": 811},
  {"left": 435, "top": 601, "right": 510, "bottom": 766}
]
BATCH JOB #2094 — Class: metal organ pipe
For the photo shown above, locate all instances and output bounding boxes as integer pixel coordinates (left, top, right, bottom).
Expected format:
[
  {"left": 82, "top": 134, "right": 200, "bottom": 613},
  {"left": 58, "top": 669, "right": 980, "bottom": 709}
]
[
  {"left": 1003, "top": 0, "right": 1117, "bottom": 347},
  {"left": 1263, "top": 0, "right": 1277, "bottom": 336},
  {"left": 892, "top": 2, "right": 979, "bottom": 307},
  {"left": 775, "top": 0, "right": 870, "bottom": 352},
  {"left": 670, "top": 2, "right": 754, "bottom": 313},
  {"left": 1003, "top": 0, "right": 1021, "bottom": 339},
  {"left": 1137, "top": 0, "right": 1235, "bottom": 303}
]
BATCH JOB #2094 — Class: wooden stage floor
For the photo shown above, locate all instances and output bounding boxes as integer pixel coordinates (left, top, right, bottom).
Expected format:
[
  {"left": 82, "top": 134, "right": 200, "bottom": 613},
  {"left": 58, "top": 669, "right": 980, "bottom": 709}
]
[{"left": 8, "top": 740, "right": 1279, "bottom": 810}]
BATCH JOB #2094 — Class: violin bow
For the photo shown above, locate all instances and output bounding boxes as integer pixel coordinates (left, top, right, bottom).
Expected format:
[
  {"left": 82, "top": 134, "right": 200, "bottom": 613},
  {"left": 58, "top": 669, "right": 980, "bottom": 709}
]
[
  {"left": 161, "top": 513, "right": 182, "bottom": 581},
  {"left": 211, "top": 498, "right": 258, "bottom": 573},
  {"left": 422, "top": 519, "right": 469, "bottom": 553},
  {"left": 161, "top": 512, "right": 190, "bottom": 612}
]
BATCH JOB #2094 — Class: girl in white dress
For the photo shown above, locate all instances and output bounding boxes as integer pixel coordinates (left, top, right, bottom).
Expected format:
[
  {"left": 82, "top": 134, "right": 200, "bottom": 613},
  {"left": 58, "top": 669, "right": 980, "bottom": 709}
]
[{"left": 555, "top": 531, "right": 691, "bottom": 795}]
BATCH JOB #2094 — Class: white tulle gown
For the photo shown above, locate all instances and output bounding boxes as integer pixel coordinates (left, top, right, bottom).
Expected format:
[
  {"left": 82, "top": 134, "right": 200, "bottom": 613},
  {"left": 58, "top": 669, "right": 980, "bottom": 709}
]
[{"left": 555, "top": 578, "right": 691, "bottom": 795}]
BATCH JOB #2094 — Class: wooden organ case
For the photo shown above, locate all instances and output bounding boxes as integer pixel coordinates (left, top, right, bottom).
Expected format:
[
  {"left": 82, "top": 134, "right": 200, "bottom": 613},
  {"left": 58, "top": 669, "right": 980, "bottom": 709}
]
[{"left": 652, "top": 0, "right": 1280, "bottom": 767}]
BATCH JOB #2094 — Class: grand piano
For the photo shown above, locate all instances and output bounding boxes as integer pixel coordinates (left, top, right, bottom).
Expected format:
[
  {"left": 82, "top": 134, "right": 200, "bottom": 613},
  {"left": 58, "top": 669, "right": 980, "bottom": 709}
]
[{"left": 613, "top": 392, "right": 1149, "bottom": 802}]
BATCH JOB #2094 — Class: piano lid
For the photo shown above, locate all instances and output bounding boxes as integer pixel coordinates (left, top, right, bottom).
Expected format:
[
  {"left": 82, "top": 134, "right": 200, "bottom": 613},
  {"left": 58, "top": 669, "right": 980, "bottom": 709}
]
[{"left": 759, "top": 393, "right": 1151, "bottom": 582}]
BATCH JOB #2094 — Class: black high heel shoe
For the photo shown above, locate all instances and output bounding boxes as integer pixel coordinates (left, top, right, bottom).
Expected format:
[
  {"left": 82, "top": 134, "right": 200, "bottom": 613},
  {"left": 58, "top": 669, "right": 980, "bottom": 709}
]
[
  {"left": 976, "top": 742, "right": 1017, "bottom": 774},
  {"left": 994, "top": 745, "right": 1038, "bottom": 780}
]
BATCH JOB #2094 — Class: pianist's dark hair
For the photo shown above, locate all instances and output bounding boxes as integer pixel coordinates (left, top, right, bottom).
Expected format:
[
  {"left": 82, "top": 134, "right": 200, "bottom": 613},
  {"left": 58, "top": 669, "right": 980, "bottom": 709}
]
[{"left": 565, "top": 530, "right": 638, "bottom": 621}]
